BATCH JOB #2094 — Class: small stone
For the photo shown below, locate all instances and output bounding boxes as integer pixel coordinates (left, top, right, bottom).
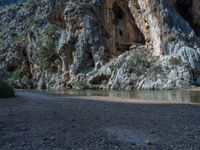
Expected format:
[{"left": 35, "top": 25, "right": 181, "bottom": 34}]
[
  {"left": 145, "top": 140, "right": 153, "bottom": 145},
  {"left": 131, "top": 142, "right": 136, "bottom": 146},
  {"left": 150, "top": 130, "right": 154, "bottom": 134},
  {"left": 21, "top": 127, "right": 27, "bottom": 130},
  {"left": 49, "top": 136, "right": 56, "bottom": 141},
  {"left": 43, "top": 137, "right": 48, "bottom": 141},
  {"left": 21, "top": 142, "right": 26, "bottom": 146}
]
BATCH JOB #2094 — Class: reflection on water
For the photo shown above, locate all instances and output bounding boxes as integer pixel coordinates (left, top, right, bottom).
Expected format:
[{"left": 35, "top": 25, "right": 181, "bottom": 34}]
[{"left": 41, "top": 89, "right": 200, "bottom": 104}]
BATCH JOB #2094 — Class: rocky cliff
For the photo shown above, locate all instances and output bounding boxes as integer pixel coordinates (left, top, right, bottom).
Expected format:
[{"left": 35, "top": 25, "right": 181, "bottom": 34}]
[{"left": 0, "top": 0, "right": 199, "bottom": 90}]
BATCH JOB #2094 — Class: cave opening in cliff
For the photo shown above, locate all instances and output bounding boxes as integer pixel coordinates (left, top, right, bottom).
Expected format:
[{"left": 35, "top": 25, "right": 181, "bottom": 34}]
[
  {"left": 83, "top": 44, "right": 95, "bottom": 71},
  {"left": 172, "top": 0, "right": 200, "bottom": 36},
  {"left": 85, "top": 52, "right": 95, "bottom": 69},
  {"left": 72, "top": 44, "right": 95, "bottom": 74},
  {"left": 112, "top": 2, "right": 124, "bottom": 21},
  {"left": 111, "top": 1, "right": 145, "bottom": 54}
]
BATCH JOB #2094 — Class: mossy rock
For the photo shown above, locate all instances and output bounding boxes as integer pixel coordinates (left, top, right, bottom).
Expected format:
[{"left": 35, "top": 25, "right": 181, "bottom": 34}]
[{"left": 0, "top": 80, "right": 14, "bottom": 98}]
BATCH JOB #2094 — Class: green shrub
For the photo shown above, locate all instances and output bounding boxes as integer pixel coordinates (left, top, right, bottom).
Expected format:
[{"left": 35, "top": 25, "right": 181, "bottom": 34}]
[
  {"left": 169, "top": 57, "right": 183, "bottom": 66},
  {"left": 9, "top": 68, "right": 22, "bottom": 82},
  {"left": 125, "top": 58, "right": 134, "bottom": 73},
  {"left": 109, "top": 62, "right": 115, "bottom": 72},
  {"left": 9, "top": 69, "right": 29, "bottom": 88},
  {"left": 34, "top": 37, "right": 57, "bottom": 70},
  {"left": 0, "top": 36, "right": 3, "bottom": 45},
  {"left": 21, "top": 75, "right": 28, "bottom": 87},
  {"left": 168, "top": 36, "right": 176, "bottom": 42},
  {"left": 35, "top": 44, "right": 48, "bottom": 70},
  {"left": 12, "top": 33, "right": 27, "bottom": 45},
  {"left": 74, "top": 79, "right": 87, "bottom": 89},
  {"left": 43, "top": 24, "right": 57, "bottom": 36},
  {"left": 0, "top": 80, "right": 14, "bottom": 98},
  {"left": 125, "top": 48, "right": 144, "bottom": 73},
  {"left": 124, "top": 48, "right": 151, "bottom": 74}
]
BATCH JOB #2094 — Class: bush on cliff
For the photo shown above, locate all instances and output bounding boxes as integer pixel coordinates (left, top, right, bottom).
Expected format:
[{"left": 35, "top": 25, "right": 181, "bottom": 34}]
[
  {"left": 8, "top": 68, "right": 29, "bottom": 89},
  {"left": 34, "top": 37, "right": 57, "bottom": 71},
  {"left": 0, "top": 80, "right": 14, "bottom": 98}
]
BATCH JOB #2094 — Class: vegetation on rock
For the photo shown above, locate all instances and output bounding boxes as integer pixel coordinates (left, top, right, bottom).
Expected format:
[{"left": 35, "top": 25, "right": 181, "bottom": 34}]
[
  {"left": 9, "top": 69, "right": 29, "bottom": 88},
  {"left": 34, "top": 38, "right": 57, "bottom": 71},
  {"left": 169, "top": 57, "right": 183, "bottom": 66},
  {"left": 74, "top": 79, "right": 88, "bottom": 90},
  {"left": 0, "top": 0, "right": 199, "bottom": 90},
  {"left": 0, "top": 80, "right": 14, "bottom": 98}
]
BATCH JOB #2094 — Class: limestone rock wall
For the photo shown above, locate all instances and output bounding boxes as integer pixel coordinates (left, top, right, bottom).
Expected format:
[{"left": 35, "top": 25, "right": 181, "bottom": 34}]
[
  {"left": 61, "top": 0, "right": 145, "bottom": 75},
  {"left": 0, "top": 0, "right": 199, "bottom": 89},
  {"left": 129, "top": 0, "right": 199, "bottom": 56}
]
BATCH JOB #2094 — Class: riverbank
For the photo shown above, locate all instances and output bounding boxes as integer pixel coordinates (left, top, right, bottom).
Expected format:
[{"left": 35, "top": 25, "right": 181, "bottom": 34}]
[
  {"left": 0, "top": 90, "right": 200, "bottom": 149},
  {"left": 188, "top": 87, "right": 200, "bottom": 92}
]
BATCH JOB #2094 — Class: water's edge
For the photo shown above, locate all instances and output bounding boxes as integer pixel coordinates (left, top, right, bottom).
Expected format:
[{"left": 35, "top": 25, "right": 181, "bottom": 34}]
[{"left": 32, "top": 89, "right": 200, "bottom": 104}]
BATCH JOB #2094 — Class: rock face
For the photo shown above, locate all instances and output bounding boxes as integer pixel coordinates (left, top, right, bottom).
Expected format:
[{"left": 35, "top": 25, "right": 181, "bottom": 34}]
[
  {"left": 0, "top": 0, "right": 24, "bottom": 7},
  {"left": 0, "top": 0, "right": 199, "bottom": 90}
]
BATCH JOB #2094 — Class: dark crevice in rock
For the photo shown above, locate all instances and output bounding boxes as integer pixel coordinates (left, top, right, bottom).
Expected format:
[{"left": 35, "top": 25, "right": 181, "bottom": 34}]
[
  {"left": 172, "top": 0, "right": 200, "bottom": 36},
  {"left": 59, "top": 42, "right": 75, "bottom": 72},
  {"left": 111, "top": 1, "right": 145, "bottom": 53},
  {"left": 85, "top": 51, "right": 95, "bottom": 69},
  {"left": 73, "top": 44, "right": 95, "bottom": 74},
  {"left": 112, "top": 2, "right": 124, "bottom": 21},
  {"left": 89, "top": 75, "right": 110, "bottom": 85},
  {"left": 47, "top": 11, "right": 65, "bottom": 29}
]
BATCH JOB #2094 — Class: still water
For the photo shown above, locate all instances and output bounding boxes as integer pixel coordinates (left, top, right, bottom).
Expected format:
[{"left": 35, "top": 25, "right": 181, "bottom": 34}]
[{"left": 41, "top": 88, "right": 200, "bottom": 104}]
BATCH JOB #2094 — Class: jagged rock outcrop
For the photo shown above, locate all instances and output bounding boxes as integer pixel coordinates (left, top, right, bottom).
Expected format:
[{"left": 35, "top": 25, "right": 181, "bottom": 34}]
[
  {"left": 128, "top": 0, "right": 200, "bottom": 89},
  {"left": 0, "top": 0, "right": 199, "bottom": 90},
  {"left": 129, "top": 0, "right": 199, "bottom": 55}
]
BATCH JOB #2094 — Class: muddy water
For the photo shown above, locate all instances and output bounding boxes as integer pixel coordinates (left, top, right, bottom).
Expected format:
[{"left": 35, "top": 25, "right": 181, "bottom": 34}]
[{"left": 39, "top": 89, "right": 200, "bottom": 104}]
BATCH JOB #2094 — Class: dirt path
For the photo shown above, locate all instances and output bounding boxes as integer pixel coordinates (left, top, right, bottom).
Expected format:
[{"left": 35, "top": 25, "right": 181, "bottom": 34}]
[{"left": 0, "top": 90, "right": 200, "bottom": 150}]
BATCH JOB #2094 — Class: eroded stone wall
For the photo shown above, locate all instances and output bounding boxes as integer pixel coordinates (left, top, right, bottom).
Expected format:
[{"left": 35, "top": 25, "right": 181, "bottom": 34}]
[
  {"left": 59, "top": 0, "right": 145, "bottom": 74},
  {"left": 0, "top": 0, "right": 200, "bottom": 89},
  {"left": 103, "top": 0, "right": 145, "bottom": 54},
  {"left": 129, "top": 0, "right": 199, "bottom": 56}
]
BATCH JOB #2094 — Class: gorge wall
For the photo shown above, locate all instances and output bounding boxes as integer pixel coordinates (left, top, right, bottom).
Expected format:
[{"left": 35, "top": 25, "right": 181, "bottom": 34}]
[{"left": 0, "top": 0, "right": 199, "bottom": 90}]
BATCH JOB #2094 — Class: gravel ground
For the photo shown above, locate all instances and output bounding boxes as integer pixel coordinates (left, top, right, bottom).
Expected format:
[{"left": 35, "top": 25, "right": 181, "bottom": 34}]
[{"left": 0, "top": 90, "right": 200, "bottom": 150}]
